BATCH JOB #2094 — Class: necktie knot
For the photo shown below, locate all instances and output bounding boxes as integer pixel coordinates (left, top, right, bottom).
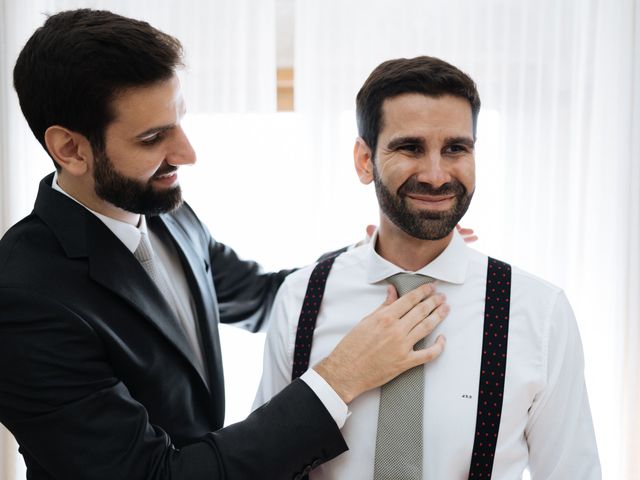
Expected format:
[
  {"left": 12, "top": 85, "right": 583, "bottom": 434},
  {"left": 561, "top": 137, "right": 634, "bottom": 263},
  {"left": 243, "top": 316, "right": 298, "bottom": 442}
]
[
  {"left": 134, "top": 231, "right": 157, "bottom": 283},
  {"left": 387, "top": 272, "right": 434, "bottom": 297},
  {"left": 134, "top": 232, "right": 154, "bottom": 264}
]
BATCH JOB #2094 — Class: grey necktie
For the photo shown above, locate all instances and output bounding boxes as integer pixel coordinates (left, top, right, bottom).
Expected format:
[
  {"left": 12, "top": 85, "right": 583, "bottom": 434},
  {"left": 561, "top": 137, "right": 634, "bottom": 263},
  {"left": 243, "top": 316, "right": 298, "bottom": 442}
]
[
  {"left": 134, "top": 230, "right": 208, "bottom": 382},
  {"left": 373, "top": 272, "right": 435, "bottom": 480},
  {"left": 134, "top": 231, "right": 159, "bottom": 283}
]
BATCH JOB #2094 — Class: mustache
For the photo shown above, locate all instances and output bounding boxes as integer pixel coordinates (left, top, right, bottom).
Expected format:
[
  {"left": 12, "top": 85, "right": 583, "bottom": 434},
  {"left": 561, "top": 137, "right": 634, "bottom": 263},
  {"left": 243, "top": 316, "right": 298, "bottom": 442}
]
[{"left": 398, "top": 177, "right": 467, "bottom": 197}]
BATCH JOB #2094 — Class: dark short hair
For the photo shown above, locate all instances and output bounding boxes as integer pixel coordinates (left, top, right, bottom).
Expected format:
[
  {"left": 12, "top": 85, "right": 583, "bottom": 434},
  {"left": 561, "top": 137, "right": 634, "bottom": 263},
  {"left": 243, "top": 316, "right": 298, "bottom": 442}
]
[
  {"left": 355, "top": 56, "right": 481, "bottom": 155},
  {"left": 13, "top": 9, "right": 183, "bottom": 167}
]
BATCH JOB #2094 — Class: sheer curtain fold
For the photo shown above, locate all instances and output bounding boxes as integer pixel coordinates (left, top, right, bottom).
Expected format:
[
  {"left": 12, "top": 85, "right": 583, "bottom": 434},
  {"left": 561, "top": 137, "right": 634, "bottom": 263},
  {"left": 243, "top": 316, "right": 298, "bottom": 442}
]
[
  {"left": 623, "top": 2, "right": 640, "bottom": 477},
  {"left": 295, "top": 0, "right": 638, "bottom": 478}
]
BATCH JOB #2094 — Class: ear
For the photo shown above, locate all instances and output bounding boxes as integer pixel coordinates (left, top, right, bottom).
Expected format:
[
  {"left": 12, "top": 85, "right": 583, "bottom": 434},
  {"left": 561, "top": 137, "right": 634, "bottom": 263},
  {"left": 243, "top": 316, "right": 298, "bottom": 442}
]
[
  {"left": 354, "top": 137, "right": 374, "bottom": 185},
  {"left": 44, "top": 126, "right": 94, "bottom": 176}
]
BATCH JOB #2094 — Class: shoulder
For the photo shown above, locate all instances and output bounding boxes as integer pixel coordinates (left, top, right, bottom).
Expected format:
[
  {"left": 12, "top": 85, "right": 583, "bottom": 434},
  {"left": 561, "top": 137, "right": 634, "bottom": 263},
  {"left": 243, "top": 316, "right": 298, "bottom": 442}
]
[
  {"left": 507, "top": 264, "right": 572, "bottom": 346},
  {"left": 509, "top": 263, "right": 567, "bottom": 319},
  {"left": 471, "top": 249, "right": 577, "bottom": 350},
  {"left": 466, "top": 247, "right": 564, "bottom": 303},
  {"left": 280, "top": 245, "right": 367, "bottom": 298},
  {"left": 0, "top": 213, "right": 60, "bottom": 287},
  {"left": 465, "top": 248, "right": 573, "bottom": 348}
]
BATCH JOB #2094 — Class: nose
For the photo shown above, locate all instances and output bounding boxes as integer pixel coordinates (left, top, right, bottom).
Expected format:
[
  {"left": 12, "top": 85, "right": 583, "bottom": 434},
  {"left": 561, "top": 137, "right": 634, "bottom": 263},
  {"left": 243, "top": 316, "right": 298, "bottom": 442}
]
[
  {"left": 415, "top": 151, "right": 450, "bottom": 188},
  {"left": 166, "top": 125, "right": 196, "bottom": 166}
]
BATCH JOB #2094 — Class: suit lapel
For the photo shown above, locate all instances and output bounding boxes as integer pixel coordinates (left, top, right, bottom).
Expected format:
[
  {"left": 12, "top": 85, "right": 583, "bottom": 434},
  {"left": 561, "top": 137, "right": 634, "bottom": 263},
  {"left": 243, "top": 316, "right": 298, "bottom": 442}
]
[
  {"left": 34, "top": 175, "right": 217, "bottom": 407},
  {"left": 86, "top": 214, "right": 210, "bottom": 392},
  {"left": 153, "top": 214, "right": 225, "bottom": 411}
]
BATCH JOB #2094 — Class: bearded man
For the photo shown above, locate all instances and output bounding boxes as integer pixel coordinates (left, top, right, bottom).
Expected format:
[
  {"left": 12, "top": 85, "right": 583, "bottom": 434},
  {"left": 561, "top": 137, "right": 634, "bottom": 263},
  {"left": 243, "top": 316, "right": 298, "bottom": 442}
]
[{"left": 254, "top": 56, "right": 601, "bottom": 480}]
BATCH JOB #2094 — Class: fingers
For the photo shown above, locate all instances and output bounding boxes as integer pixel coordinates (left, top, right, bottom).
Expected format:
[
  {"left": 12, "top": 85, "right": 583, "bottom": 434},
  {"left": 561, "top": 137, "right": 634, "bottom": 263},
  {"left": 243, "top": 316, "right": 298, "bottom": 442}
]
[
  {"left": 462, "top": 234, "right": 478, "bottom": 243},
  {"left": 318, "top": 285, "right": 448, "bottom": 402},
  {"left": 407, "top": 303, "right": 449, "bottom": 344},
  {"left": 456, "top": 224, "right": 478, "bottom": 243},
  {"left": 411, "top": 335, "right": 446, "bottom": 366},
  {"left": 366, "top": 224, "right": 377, "bottom": 238},
  {"left": 383, "top": 282, "right": 436, "bottom": 318},
  {"left": 399, "top": 290, "right": 446, "bottom": 330},
  {"left": 382, "top": 285, "right": 398, "bottom": 306},
  {"left": 456, "top": 224, "right": 474, "bottom": 235}
]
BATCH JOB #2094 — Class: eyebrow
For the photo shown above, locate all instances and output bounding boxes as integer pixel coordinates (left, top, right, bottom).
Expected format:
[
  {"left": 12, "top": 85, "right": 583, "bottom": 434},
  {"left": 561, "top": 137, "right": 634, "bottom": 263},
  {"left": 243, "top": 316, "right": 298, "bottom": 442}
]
[
  {"left": 386, "top": 135, "right": 475, "bottom": 149},
  {"left": 135, "top": 124, "right": 175, "bottom": 140},
  {"left": 445, "top": 136, "right": 475, "bottom": 148},
  {"left": 386, "top": 136, "right": 424, "bottom": 149}
]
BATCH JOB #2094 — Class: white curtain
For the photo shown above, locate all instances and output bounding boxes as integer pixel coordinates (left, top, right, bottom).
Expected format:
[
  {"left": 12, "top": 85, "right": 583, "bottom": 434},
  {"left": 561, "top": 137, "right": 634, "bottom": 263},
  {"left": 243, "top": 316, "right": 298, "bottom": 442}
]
[
  {"left": 1, "top": 0, "right": 638, "bottom": 478},
  {"left": 0, "top": 1, "right": 276, "bottom": 478},
  {"left": 0, "top": 0, "right": 276, "bottom": 237},
  {"left": 295, "top": 0, "right": 639, "bottom": 478}
]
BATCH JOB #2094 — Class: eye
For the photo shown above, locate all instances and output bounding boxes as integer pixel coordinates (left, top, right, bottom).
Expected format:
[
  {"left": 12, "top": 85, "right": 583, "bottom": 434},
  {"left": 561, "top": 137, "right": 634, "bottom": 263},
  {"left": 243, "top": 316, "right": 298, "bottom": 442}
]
[
  {"left": 397, "top": 143, "right": 423, "bottom": 154},
  {"left": 140, "top": 131, "right": 167, "bottom": 146},
  {"left": 444, "top": 144, "right": 470, "bottom": 154}
]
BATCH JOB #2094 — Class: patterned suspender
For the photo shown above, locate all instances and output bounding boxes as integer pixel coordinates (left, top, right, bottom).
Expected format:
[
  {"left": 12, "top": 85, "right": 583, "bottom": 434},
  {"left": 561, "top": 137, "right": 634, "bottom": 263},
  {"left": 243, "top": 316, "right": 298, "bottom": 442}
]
[
  {"left": 291, "top": 251, "right": 343, "bottom": 380},
  {"left": 291, "top": 254, "right": 512, "bottom": 479},
  {"left": 468, "top": 257, "right": 511, "bottom": 479}
]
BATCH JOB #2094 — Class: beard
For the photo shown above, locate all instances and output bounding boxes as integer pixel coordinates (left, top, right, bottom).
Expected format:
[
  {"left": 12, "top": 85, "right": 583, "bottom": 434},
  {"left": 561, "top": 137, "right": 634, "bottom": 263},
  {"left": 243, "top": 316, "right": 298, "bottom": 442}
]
[
  {"left": 93, "top": 150, "right": 183, "bottom": 216},
  {"left": 373, "top": 164, "right": 473, "bottom": 240}
]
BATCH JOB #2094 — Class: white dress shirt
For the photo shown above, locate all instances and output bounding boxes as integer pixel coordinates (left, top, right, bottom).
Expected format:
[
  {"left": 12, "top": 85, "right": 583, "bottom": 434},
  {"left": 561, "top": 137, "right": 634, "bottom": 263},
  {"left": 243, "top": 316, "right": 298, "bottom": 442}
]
[{"left": 254, "top": 231, "right": 601, "bottom": 479}]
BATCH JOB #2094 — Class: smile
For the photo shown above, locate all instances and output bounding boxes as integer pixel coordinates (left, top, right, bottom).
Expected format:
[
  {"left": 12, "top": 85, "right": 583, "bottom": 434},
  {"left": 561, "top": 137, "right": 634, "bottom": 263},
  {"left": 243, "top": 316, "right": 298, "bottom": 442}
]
[
  {"left": 153, "top": 170, "right": 178, "bottom": 186},
  {"left": 405, "top": 194, "right": 455, "bottom": 209}
]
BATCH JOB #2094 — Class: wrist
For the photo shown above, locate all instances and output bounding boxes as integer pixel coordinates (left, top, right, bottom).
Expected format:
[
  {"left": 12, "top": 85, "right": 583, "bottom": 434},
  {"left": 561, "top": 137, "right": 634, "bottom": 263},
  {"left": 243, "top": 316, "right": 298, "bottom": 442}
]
[{"left": 313, "top": 357, "right": 360, "bottom": 405}]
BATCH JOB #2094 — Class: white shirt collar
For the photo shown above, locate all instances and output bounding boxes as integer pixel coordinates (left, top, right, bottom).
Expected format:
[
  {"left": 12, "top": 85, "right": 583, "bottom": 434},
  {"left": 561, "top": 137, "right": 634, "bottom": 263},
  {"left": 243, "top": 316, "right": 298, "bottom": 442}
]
[
  {"left": 51, "top": 171, "right": 144, "bottom": 254},
  {"left": 365, "top": 229, "right": 469, "bottom": 285}
]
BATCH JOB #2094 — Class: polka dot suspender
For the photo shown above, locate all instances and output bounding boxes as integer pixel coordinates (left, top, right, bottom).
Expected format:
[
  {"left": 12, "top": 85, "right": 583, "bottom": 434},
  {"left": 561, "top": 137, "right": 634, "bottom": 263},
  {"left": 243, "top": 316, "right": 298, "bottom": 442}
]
[
  {"left": 467, "top": 257, "right": 511, "bottom": 478},
  {"left": 291, "top": 252, "right": 343, "bottom": 381},
  {"left": 291, "top": 255, "right": 512, "bottom": 480}
]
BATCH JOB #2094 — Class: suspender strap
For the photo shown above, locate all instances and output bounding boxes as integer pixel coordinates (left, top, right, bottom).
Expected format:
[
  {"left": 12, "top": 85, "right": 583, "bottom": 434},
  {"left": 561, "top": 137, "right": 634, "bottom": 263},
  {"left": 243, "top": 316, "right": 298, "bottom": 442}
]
[
  {"left": 291, "top": 250, "right": 344, "bottom": 380},
  {"left": 291, "top": 253, "right": 512, "bottom": 479},
  {"left": 468, "top": 257, "right": 512, "bottom": 479}
]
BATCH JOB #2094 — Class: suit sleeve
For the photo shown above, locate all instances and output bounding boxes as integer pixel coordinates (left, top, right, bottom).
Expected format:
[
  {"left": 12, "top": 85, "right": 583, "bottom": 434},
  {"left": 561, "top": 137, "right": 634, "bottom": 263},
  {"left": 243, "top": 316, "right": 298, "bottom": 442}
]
[
  {"left": 208, "top": 237, "right": 294, "bottom": 330},
  {"left": 0, "top": 288, "right": 347, "bottom": 480},
  {"left": 525, "top": 292, "right": 601, "bottom": 479}
]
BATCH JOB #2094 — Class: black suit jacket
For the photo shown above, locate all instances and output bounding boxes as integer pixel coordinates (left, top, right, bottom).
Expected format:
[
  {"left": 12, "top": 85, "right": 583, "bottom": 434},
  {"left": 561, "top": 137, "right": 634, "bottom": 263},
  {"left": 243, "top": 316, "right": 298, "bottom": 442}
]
[{"left": 0, "top": 174, "right": 347, "bottom": 479}]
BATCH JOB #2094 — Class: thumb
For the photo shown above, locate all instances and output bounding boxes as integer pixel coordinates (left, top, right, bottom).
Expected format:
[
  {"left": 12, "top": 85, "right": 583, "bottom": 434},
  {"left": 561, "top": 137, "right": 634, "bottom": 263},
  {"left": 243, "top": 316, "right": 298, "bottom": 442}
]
[{"left": 382, "top": 284, "right": 398, "bottom": 306}]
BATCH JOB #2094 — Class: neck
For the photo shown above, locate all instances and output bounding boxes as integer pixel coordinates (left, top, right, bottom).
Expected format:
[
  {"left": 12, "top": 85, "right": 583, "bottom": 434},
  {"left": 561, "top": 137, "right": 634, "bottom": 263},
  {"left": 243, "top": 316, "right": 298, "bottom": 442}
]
[
  {"left": 375, "top": 215, "right": 453, "bottom": 271},
  {"left": 56, "top": 171, "right": 140, "bottom": 225}
]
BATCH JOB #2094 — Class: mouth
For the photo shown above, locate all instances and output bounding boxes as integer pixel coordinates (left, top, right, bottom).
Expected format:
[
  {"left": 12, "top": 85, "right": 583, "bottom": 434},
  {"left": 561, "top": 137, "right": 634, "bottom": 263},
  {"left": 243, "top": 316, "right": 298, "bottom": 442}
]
[
  {"left": 405, "top": 193, "right": 456, "bottom": 210},
  {"left": 152, "top": 170, "right": 178, "bottom": 187}
]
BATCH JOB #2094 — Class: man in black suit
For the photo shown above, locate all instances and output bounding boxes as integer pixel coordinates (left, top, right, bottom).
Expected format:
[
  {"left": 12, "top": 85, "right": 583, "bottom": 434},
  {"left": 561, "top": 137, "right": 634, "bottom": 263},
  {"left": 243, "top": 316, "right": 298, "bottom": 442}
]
[{"left": 0, "top": 9, "right": 449, "bottom": 479}]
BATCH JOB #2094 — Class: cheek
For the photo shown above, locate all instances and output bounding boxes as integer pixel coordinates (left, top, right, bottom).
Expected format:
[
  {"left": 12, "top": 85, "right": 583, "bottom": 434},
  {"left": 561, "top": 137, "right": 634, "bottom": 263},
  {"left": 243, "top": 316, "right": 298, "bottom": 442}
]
[
  {"left": 136, "top": 156, "right": 164, "bottom": 178},
  {"left": 377, "top": 157, "right": 416, "bottom": 188},
  {"left": 455, "top": 161, "right": 475, "bottom": 192},
  {"left": 111, "top": 149, "right": 164, "bottom": 179}
]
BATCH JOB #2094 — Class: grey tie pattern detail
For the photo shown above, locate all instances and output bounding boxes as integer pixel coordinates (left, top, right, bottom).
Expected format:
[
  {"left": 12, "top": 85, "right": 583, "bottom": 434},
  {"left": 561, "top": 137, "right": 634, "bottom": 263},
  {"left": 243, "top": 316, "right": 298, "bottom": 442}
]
[
  {"left": 373, "top": 273, "right": 435, "bottom": 480},
  {"left": 133, "top": 230, "right": 208, "bottom": 383},
  {"left": 134, "top": 231, "right": 158, "bottom": 283}
]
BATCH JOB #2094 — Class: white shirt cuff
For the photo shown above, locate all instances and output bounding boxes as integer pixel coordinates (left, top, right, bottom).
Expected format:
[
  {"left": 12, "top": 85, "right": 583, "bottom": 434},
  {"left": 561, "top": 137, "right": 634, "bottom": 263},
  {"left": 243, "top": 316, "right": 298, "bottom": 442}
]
[{"left": 300, "top": 368, "right": 350, "bottom": 428}]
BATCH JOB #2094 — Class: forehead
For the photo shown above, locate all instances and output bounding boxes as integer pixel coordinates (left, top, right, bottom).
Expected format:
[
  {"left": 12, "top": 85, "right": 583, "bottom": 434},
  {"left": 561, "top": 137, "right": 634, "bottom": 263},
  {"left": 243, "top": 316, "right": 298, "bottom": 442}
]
[
  {"left": 108, "top": 75, "right": 184, "bottom": 130},
  {"left": 379, "top": 93, "right": 473, "bottom": 140}
]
